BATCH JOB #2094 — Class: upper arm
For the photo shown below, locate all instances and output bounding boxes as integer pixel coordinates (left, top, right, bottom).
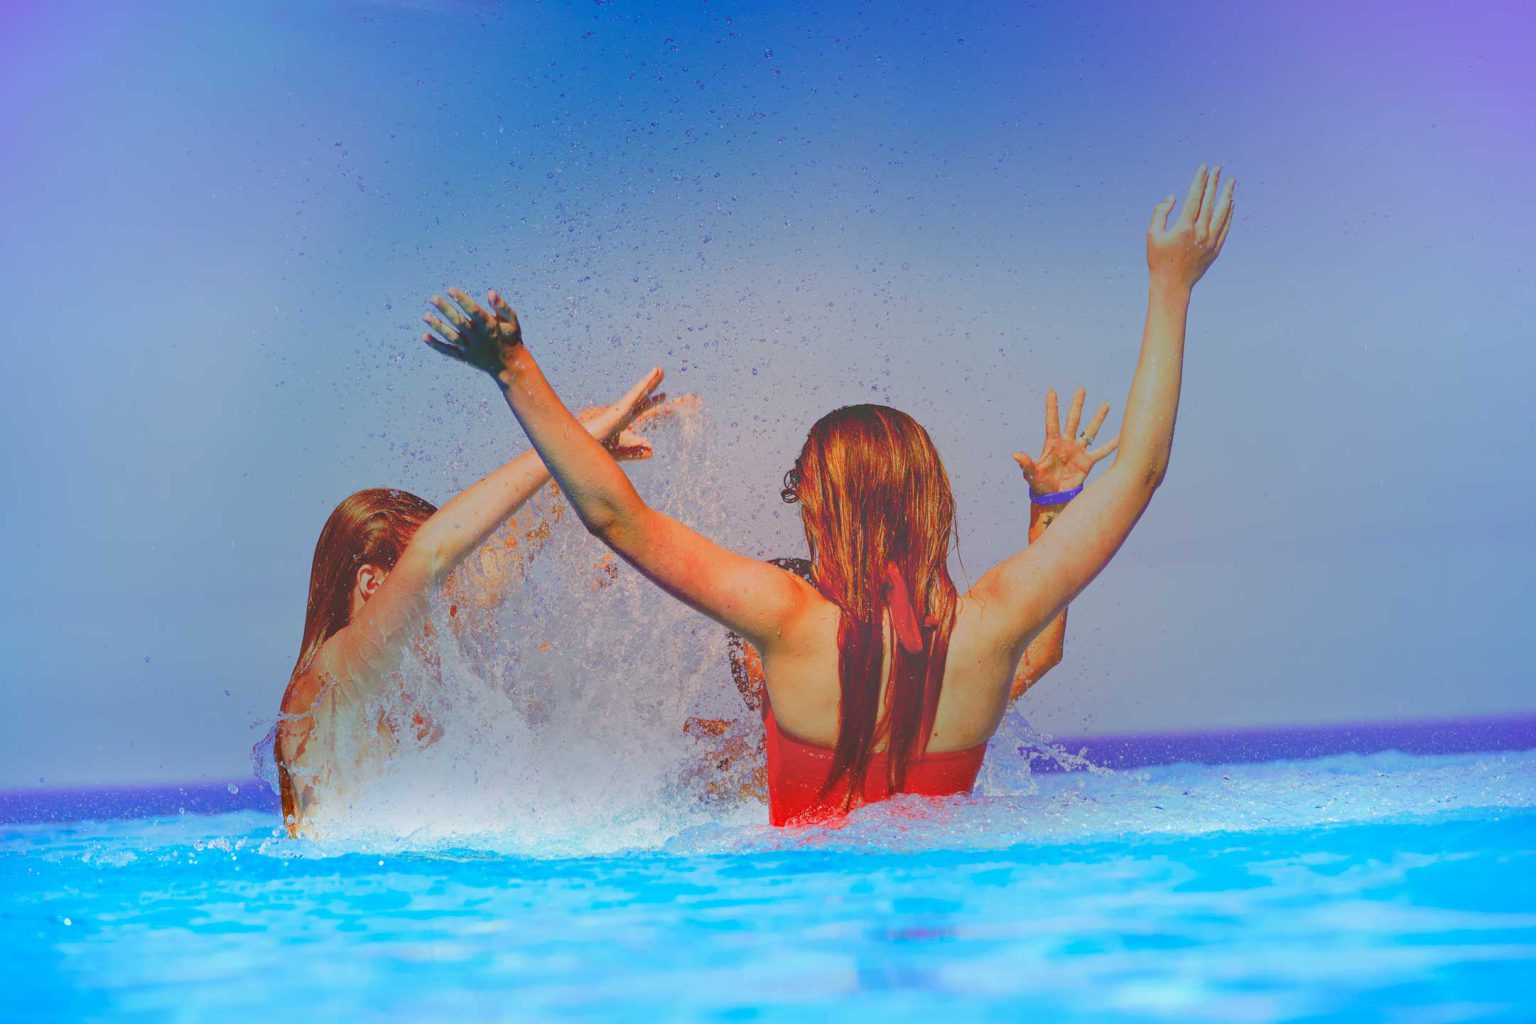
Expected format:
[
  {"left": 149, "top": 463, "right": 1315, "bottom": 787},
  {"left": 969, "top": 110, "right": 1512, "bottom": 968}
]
[
  {"left": 969, "top": 463, "right": 1155, "bottom": 659},
  {"left": 603, "top": 508, "right": 816, "bottom": 648},
  {"left": 312, "top": 552, "right": 438, "bottom": 700}
]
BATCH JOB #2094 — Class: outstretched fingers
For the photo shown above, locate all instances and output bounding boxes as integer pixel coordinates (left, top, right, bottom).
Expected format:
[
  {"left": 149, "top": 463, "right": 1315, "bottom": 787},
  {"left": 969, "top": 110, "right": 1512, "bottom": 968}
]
[
  {"left": 1045, "top": 389, "right": 1061, "bottom": 439},
  {"left": 430, "top": 294, "right": 471, "bottom": 332},
  {"left": 1212, "top": 181, "right": 1236, "bottom": 254},
  {"left": 488, "top": 290, "right": 518, "bottom": 323},
  {"left": 1149, "top": 193, "right": 1177, "bottom": 237},
  {"left": 446, "top": 287, "right": 492, "bottom": 327},
  {"left": 1088, "top": 434, "right": 1120, "bottom": 463},
  {"left": 632, "top": 392, "right": 702, "bottom": 432},
  {"left": 1064, "top": 387, "right": 1086, "bottom": 439},
  {"left": 1083, "top": 401, "right": 1111, "bottom": 440},
  {"left": 619, "top": 366, "right": 666, "bottom": 414},
  {"left": 423, "top": 311, "right": 459, "bottom": 345},
  {"left": 1196, "top": 167, "right": 1223, "bottom": 241},
  {"left": 607, "top": 428, "right": 655, "bottom": 461},
  {"left": 1176, "top": 164, "right": 1210, "bottom": 230},
  {"left": 421, "top": 331, "right": 463, "bottom": 361}
]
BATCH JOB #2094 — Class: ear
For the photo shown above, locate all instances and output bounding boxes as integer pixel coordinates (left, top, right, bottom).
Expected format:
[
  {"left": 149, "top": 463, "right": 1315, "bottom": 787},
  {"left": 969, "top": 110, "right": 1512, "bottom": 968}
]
[{"left": 355, "top": 564, "right": 388, "bottom": 604}]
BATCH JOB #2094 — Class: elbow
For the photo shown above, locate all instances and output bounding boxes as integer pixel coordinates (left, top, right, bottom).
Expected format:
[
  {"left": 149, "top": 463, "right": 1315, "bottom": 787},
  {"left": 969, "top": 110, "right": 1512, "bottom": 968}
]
[
  {"left": 1131, "top": 450, "right": 1169, "bottom": 493},
  {"left": 1027, "top": 650, "right": 1063, "bottom": 688},
  {"left": 1108, "top": 447, "right": 1168, "bottom": 497},
  {"left": 579, "top": 505, "right": 619, "bottom": 540},
  {"left": 578, "top": 500, "right": 632, "bottom": 545},
  {"left": 1038, "top": 648, "right": 1064, "bottom": 678}
]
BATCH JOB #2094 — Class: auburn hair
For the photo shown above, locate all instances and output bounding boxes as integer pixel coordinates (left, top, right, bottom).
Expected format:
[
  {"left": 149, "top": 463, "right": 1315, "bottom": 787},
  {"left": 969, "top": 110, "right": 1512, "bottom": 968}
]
[
  {"left": 276, "top": 487, "right": 437, "bottom": 825},
  {"left": 788, "top": 405, "right": 959, "bottom": 802}
]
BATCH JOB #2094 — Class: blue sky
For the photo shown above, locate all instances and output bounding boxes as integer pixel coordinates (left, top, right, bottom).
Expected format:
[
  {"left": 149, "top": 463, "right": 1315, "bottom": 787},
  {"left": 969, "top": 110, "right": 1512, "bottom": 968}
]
[{"left": 1, "top": 0, "right": 1532, "bottom": 786}]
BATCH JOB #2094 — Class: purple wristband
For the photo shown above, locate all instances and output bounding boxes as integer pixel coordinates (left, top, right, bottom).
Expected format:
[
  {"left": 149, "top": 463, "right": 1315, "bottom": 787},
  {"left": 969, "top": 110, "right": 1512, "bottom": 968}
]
[{"left": 1029, "top": 484, "right": 1083, "bottom": 506}]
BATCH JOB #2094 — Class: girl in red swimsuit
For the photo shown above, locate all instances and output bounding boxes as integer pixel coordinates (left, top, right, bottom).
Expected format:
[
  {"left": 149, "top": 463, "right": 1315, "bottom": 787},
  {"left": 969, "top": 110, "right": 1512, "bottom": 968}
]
[{"left": 422, "top": 166, "right": 1235, "bottom": 825}]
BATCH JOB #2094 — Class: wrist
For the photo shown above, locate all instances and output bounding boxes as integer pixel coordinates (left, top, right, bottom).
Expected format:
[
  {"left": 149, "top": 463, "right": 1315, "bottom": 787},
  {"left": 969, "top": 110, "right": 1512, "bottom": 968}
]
[
  {"left": 1148, "top": 274, "right": 1193, "bottom": 305},
  {"left": 1029, "top": 500, "right": 1066, "bottom": 539},
  {"left": 1027, "top": 483, "right": 1082, "bottom": 506},
  {"left": 492, "top": 342, "right": 533, "bottom": 389},
  {"left": 493, "top": 355, "right": 527, "bottom": 390}
]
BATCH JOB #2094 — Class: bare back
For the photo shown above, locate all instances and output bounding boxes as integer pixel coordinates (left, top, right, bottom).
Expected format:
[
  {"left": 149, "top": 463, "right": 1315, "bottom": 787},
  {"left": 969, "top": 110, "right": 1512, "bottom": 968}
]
[{"left": 756, "top": 587, "right": 1023, "bottom": 755}]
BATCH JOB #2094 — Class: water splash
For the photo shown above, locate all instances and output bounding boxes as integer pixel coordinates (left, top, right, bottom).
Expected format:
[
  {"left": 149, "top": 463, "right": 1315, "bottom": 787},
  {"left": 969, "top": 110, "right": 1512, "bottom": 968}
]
[
  {"left": 269, "top": 407, "right": 769, "bottom": 854},
  {"left": 254, "top": 403, "right": 1131, "bottom": 855}
]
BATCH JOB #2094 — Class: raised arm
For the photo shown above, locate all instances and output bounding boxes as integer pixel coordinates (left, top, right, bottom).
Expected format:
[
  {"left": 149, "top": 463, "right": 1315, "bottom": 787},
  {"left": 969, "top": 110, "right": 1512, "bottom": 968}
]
[
  {"left": 422, "top": 288, "right": 813, "bottom": 649},
  {"left": 1007, "top": 387, "right": 1119, "bottom": 699},
  {"left": 971, "top": 165, "right": 1236, "bottom": 663},
  {"left": 454, "top": 394, "right": 691, "bottom": 616},
  {"left": 312, "top": 369, "right": 664, "bottom": 693}
]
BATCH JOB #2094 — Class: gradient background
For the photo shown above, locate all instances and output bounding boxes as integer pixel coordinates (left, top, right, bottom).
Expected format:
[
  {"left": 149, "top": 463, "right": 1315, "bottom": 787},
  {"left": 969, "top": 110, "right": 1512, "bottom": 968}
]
[{"left": 1, "top": 0, "right": 1532, "bottom": 788}]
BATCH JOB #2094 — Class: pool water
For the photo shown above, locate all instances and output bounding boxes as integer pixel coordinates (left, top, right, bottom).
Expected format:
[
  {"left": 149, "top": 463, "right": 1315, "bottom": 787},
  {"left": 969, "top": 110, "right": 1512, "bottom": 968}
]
[{"left": 5, "top": 748, "right": 1535, "bottom": 1022}]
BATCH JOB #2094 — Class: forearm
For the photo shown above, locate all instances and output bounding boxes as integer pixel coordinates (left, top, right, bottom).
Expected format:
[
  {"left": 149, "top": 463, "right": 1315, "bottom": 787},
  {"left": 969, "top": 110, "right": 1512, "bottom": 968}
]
[
  {"left": 412, "top": 406, "right": 619, "bottom": 581},
  {"left": 1015, "top": 614, "right": 1066, "bottom": 698},
  {"left": 1111, "top": 276, "right": 1191, "bottom": 485},
  {"left": 408, "top": 447, "right": 554, "bottom": 582},
  {"left": 460, "top": 486, "right": 565, "bottom": 608},
  {"left": 495, "top": 345, "right": 648, "bottom": 537},
  {"left": 1011, "top": 501, "right": 1069, "bottom": 699}
]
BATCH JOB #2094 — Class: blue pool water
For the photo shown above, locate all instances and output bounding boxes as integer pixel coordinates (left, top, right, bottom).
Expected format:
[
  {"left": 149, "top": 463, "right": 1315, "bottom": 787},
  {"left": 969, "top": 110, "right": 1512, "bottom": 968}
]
[{"left": 6, "top": 748, "right": 1536, "bottom": 1022}]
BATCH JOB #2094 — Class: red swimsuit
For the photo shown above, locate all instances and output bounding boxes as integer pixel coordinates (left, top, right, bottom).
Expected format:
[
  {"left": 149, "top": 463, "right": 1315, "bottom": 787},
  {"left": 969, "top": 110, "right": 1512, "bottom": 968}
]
[{"left": 762, "top": 698, "right": 986, "bottom": 827}]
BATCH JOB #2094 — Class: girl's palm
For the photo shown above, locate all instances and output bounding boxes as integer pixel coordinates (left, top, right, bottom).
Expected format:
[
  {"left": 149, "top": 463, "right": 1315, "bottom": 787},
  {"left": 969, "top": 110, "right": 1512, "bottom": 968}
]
[{"left": 1013, "top": 387, "right": 1119, "bottom": 494}]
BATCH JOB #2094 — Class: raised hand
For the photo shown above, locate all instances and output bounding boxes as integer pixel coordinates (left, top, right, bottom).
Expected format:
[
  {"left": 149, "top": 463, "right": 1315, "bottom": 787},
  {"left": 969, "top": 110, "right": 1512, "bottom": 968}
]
[
  {"left": 421, "top": 287, "right": 524, "bottom": 376},
  {"left": 604, "top": 392, "right": 703, "bottom": 461},
  {"left": 576, "top": 368, "right": 669, "bottom": 462},
  {"left": 1147, "top": 164, "right": 1235, "bottom": 290},
  {"left": 1012, "top": 386, "right": 1119, "bottom": 495},
  {"left": 423, "top": 286, "right": 673, "bottom": 460}
]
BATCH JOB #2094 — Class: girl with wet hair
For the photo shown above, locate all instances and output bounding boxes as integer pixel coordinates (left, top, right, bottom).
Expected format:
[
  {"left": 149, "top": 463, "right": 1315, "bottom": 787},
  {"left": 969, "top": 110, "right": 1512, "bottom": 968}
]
[
  {"left": 425, "top": 166, "right": 1235, "bottom": 824},
  {"left": 711, "top": 385, "right": 1118, "bottom": 798},
  {"left": 274, "top": 373, "right": 671, "bottom": 835}
]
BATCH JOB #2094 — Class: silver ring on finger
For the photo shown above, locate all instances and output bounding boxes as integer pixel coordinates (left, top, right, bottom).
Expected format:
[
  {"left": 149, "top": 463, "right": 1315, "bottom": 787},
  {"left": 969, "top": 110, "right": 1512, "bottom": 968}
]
[{"left": 1079, "top": 431, "right": 1096, "bottom": 446}]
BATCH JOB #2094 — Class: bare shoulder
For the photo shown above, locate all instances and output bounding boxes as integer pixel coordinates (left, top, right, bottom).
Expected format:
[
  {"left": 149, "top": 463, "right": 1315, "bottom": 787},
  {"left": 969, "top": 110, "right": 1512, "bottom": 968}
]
[
  {"left": 927, "top": 594, "right": 1020, "bottom": 746},
  {"left": 951, "top": 590, "right": 1021, "bottom": 667},
  {"left": 770, "top": 579, "right": 839, "bottom": 658},
  {"left": 276, "top": 645, "right": 337, "bottom": 761},
  {"left": 754, "top": 586, "right": 841, "bottom": 729},
  {"left": 280, "top": 668, "right": 325, "bottom": 720}
]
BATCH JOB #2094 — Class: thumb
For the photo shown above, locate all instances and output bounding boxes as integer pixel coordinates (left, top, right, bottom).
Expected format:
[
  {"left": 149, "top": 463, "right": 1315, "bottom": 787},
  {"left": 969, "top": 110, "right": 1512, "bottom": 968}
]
[
  {"left": 608, "top": 429, "right": 654, "bottom": 461},
  {"left": 1011, "top": 451, "right": 1037, "bottom": 485},
  {"left": 1149, "top": 194, "right": 1176, "bottom": 235}
]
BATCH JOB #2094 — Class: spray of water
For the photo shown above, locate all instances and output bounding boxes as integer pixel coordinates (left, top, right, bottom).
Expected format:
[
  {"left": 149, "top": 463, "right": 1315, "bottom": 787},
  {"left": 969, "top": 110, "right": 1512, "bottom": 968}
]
[{"left": 253, "top": 404, "right": 1102, "bottom": 855}]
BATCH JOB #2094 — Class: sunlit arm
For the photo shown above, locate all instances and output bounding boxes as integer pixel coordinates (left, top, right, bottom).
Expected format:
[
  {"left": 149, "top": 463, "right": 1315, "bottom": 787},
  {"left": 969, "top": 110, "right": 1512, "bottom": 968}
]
[
  {"left": 491, "top": 337, "right": 810, "bottom": 649},
  {"left": 421, "top": 287, "right": 812, "bottom": 650},
  {"left": 1010, "top": 504, "right": 1069, "bottom": 698},
  {"left": 1006, "top": 385, "right": 1121, "bottom": 701},
  {"left": 313, "top": 399, "right": 645, "bottom": 694},
  {"left": 972, "top": 165, "right": 1235, "bottom": 670}
]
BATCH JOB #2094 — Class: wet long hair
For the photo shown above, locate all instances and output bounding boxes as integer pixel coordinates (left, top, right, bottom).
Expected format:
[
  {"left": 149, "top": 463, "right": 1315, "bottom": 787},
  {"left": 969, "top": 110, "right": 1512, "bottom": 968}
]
[
  {"left": 783, "top": 405, "right": 959, "bottom": 802},
  {"left": 276, "top": 487, "right": 438, "bottom": 825}
]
